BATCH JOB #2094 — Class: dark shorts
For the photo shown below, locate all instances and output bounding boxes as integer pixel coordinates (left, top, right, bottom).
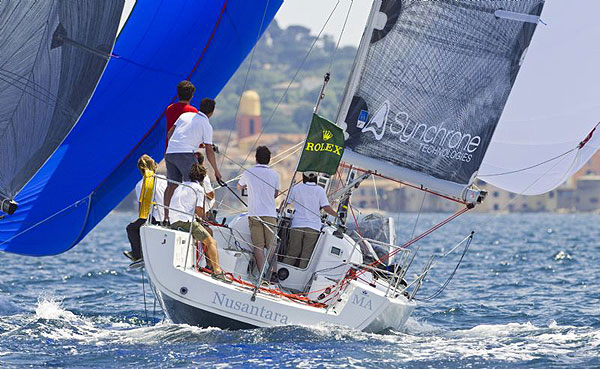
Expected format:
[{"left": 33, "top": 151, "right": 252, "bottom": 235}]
[{"left": 165, "top": 153, "right": 196, "bottom": 182}]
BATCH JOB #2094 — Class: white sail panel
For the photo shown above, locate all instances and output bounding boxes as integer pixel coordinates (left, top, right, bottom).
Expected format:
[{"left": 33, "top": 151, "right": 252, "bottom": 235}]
[
  {"left": 337, "top": 0, "right": 544, "bottom": 201},
  {"left": 480, "top": 0, "right": 600, "bottom": 195}
]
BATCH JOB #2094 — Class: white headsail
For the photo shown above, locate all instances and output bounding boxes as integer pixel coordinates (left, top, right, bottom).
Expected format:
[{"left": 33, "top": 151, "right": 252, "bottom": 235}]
[
  {"left": 337, "top": 0, "right": 545, "bottom": 202},
  {"left": 479, "top": 0, "right": 600, "bottom": 195}
]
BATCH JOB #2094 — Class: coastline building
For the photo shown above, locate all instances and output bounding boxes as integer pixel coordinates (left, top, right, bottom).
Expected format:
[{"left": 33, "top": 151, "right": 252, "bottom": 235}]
[{"left": 236, "top": 90, "right": 262, "bottom": 140}]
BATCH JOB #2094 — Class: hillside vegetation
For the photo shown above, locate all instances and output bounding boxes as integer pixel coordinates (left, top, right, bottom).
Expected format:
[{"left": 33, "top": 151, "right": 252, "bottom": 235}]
[{"left": 212, "top": 21, "right": 358, "bottom": 133}]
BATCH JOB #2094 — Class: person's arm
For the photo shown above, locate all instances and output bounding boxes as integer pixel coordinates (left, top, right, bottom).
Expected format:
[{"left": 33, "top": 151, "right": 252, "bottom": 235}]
[
  {"left": 195, "top": 205, "right": 206, "bottom": 220},
  {"left": 167, "top": 125, "right": 176, "bottom": 142},
  {"left": 274, "top": 172, "right": 279, "bottom": 198},
  {"left": 237, "top": 172, "right": 247, "bottom": 191},
  {"left": 319, "top": 188, "right": 336, "bottom": 217},
  {"left": 205, "top": 144, "right": 222, "bottom": 181},
  {"left": 322, "top": 205, "right": 337, "bottom": 217}
]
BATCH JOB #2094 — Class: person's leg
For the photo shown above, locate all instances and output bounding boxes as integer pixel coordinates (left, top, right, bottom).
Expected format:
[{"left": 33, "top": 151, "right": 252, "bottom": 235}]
[
  {"left": 261, "top": 216, "right": 278, "bottom": 275},
  {"left": 248, "top": 216, "right": 266, "bottom": 273},
  {"left": 177, "top": 153, "right": 198, "bottom": 182},
  {"left": 164, "top": 154, "right": 182, "bottom": 222},
  {"left": 282, "top": 228, "right": 303, "bottom": 266},
  {"left": 189, "top": 221, "right": 221, "bottom": 273},
  {"left": 298, "top": 228, "right": 320, "bottom": 269},
  {"left": 126, "top": 218, "right": 146, "bottom": 260}
]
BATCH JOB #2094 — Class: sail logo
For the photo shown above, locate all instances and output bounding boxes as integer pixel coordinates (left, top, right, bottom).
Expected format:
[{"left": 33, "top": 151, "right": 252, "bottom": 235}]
[
  {"left": 322, "top": 130, "right": 333, "bottom": 141},
  {"left": 359, "top": 102, "right": 482, "bottom": 163},
  {"left": 359, "top": 100, "right": 389, "bottom": 141}
]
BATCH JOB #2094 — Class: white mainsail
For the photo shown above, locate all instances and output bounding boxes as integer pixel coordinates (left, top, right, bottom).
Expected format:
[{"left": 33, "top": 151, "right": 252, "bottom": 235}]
[
  {"left": 479, "top": 0, "right": 600, "bottom": 195},
  {"left": 336, "top": 0, "right": 545, "bottom": 202}
]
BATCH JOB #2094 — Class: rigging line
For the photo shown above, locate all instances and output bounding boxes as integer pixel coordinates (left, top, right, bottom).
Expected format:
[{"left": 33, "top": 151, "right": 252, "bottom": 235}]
[
  {"left": 110, "top": 54, "right": 185, "bottom": 78},
  {"left": 217, "top": 141, "right": 303, "bottom": 187},
  {"left": 478, "top": 148, "right": 576, "bottom": 177},
  {"left": 497, "top": 146, "right": 579, "bottom": 213},
  {"left": 372, "top": 175, "right": 380, "bottom": 211},
  {"left": 90, "top": 0, "right": 228, "bottom": 197},
  {"left": 479, "top": 121, "right": 600, "bottom": 177},
  {"left": 215, "top": 141, "right": 302, "bottom": 209},
  {"left": 328, "top": 0, "right": 354, "bottom": 73},
  {"left": 233, "top": 0, "right": 343, "bottom": 178},
  {"left": 72, "top": 0, "right": 228, "bottom": 244},
  {"left": 416, "top": 232, "right": 473, "bottom": 302},
  {"left": 411, "top": 193, "right": 426, "bottom": 240},
  {"left": 219, "top": 0, "right": 272, "bottom": 168},
  {"left": 141, "top": 268, "right": 149, "bottom": 325},
  {"left": 215, "top": 143, "right": 302, "bottom": 210},
  {"left": 0, "top": 195, "right": 89, "bottom": 246},
  {"left": 349, "top": 207, "right": 471, "bottom": 281},
  {"left": 216, "top": 149, "right": 330, "bottom": 220},
  {"left": 340, "top": 163, "right": 467, "bottom": 205},
  {"left": 402, "top": 192, "right": 427, "bottom": 272}
]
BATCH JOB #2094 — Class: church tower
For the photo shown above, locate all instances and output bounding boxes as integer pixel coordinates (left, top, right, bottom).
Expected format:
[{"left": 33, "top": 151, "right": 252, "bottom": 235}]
[{"left": 236, "top": 90, "right": 262, "bottom": 139}]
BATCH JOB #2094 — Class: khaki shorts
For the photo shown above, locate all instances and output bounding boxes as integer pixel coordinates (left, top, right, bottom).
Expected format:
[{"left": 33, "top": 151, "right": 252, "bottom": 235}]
[
  {"left": 248, "top": 216, "right": 277, "bottom": 249},
  {"left": 170, "top": 220, "right": 211, "bottom": 242},
  {"left": 282, "top": 227, "right": 319, "bottom": 269}
]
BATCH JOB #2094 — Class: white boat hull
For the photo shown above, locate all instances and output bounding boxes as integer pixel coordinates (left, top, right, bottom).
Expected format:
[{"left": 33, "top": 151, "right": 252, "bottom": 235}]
[{"left": 141, "top": 224, "right": 415, "bottom": 332}]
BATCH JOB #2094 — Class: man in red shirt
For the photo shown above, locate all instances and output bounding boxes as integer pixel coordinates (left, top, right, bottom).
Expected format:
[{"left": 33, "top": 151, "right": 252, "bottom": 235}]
[{"left": 165, "top": 80, "right": 198, "bottom": 150}]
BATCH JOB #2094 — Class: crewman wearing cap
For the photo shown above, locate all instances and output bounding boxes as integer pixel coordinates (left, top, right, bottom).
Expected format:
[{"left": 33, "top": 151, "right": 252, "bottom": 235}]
[{"left": 282, "top": 171, "right": 337, "bottom": 269}]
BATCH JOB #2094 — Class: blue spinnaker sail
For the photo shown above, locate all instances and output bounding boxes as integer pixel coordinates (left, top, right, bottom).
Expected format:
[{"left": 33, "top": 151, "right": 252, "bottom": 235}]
[{"left": 0, "top": 0, "right": 282, "bottom": 255}]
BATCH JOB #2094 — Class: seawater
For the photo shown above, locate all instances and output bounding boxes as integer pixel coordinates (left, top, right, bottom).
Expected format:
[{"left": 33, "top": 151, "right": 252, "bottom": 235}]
[{"left": 0, "top": 212, "right": 598, "bottom": 368}]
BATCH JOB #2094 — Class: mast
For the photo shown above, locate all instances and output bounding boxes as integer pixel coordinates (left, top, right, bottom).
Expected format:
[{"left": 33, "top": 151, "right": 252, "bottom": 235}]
[
  {"left": 251, "top": 73, "right": 331, "bottom": 301},
  {"left": 335, "top": 0, "right": 380, "bottom": 125}
]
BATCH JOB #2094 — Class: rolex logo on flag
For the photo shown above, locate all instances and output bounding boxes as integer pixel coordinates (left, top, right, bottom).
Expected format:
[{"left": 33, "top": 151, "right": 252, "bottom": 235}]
[{"left": 297, "top": 114, "right": 345, "bottom": 175}]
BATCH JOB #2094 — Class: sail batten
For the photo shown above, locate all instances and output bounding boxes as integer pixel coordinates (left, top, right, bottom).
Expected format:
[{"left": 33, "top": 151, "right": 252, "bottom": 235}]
[{"left": 337, "top": 0, "right": 544, "bottom": 200}]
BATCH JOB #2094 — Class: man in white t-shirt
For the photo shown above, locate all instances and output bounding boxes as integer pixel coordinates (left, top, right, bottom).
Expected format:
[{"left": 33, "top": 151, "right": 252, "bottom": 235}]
[
  {"left": 164, "top": 98, "right": 221, "bottom": 223},
  {"left": 194, "top": 151, "right": 216, "bottom": 210},
  {"left": 237, "top": 146, "right": 279, "bottom": 278},
  {"left": 170, "top": 163, "right": 230, "bottom": 283},
  {"left": 282, "top": 172, "right": 337, "bottom": 269}
]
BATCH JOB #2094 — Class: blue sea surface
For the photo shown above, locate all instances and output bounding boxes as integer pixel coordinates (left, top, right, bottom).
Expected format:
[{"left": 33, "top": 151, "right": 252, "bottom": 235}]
[{"left": 0, "top": 212, "right": 598, "bottom": 368}]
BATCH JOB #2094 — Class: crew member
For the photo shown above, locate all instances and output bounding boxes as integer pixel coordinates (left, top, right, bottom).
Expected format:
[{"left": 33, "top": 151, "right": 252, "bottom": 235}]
[
  {"left": 170, "top": 163, "right": 230, "bottom": 283},
  {"left": 282, "top": 172, "right": 337, "bottom": 268},
  {"left": 124, "top": 155, "right": 167, "bottom": 263},
  {"left": 165, "top": 81, "right": 198, "bottom": 151},
  {"left": 194, "top": 151, "right": 215, "bottom": 210},
  {"left": 237, "top": 146, "right": 279, "bottom": 280},
  {"left": 164, "top": 98, "right": 221, "bottom": 223}
]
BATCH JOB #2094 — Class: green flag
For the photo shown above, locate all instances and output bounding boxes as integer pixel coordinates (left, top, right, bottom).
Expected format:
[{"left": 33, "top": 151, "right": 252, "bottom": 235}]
[{"left": 297, "top": 114, "right": 345, "bottom": 175}]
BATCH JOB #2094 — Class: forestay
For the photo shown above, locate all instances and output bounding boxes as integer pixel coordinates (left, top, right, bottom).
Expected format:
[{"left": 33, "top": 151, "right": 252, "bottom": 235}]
[
  {"left": 337, "top": 0, "right": 544, "bottom": 201},
  {"left": 479, "top": 0, "right": 600, "bottom": 195},
  {"left": 0, "top": 0, "right": 124, "bottom": 211}
]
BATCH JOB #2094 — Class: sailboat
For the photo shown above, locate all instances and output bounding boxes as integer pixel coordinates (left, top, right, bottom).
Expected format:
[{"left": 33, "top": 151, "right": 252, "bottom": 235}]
[{"left": 139, "top": 0, "right": 600, "bottom": 331}]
